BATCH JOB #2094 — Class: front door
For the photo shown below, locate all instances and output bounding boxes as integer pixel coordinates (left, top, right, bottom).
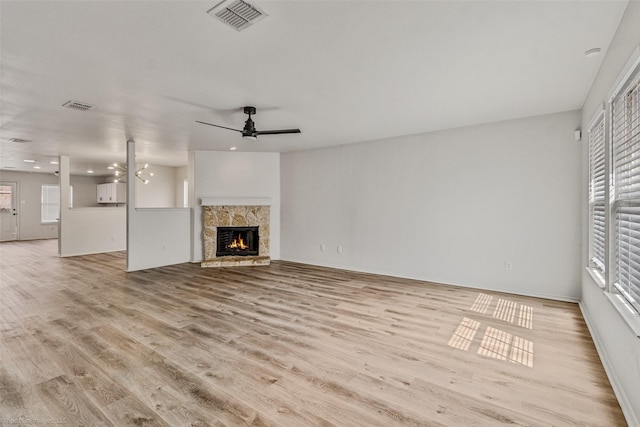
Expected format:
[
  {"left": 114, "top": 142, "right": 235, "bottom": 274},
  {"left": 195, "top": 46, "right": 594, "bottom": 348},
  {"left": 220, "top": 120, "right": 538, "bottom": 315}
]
[{"left": 0, "top": 182, "right": 18, "bottom": 241}]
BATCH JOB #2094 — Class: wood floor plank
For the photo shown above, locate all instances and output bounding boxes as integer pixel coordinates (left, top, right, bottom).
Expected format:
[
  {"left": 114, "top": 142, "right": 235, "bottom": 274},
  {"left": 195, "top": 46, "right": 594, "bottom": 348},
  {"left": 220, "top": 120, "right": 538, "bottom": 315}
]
[
  {"left": 34, "top": 374, "right": 113, "bottom": 426},
  {"left": 0, "top": 239, "right": 628, "bottom": 426}
]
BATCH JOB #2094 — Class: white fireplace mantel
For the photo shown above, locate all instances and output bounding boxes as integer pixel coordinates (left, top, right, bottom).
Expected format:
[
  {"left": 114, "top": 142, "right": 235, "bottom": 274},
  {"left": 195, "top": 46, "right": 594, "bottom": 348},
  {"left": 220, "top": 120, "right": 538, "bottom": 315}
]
[{"left": 200, "top": 197, "right": 272, "bottom": 207}]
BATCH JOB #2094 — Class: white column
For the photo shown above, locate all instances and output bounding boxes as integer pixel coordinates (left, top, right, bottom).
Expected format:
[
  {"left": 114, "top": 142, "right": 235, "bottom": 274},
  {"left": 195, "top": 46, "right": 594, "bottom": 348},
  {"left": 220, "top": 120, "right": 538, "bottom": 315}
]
[
  {"left": 58, "top": 155, "right": 70, "bottom": 256},
  {"left": 188, "top": 150, "right": 196, "bottom": 262},
  {"left": 126, "top": 138, "right": 135, "bottom": 271}
]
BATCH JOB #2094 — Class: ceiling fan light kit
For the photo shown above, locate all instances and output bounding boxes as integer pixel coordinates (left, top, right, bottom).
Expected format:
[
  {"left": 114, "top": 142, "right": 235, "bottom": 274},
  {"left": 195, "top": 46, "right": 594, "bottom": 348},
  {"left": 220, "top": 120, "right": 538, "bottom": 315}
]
[
  {"left": 111, "top": 163, "right": 152, "bottom": 184},
  {"left": 196, "top": 106, "right": 301, "bottom": 141}
]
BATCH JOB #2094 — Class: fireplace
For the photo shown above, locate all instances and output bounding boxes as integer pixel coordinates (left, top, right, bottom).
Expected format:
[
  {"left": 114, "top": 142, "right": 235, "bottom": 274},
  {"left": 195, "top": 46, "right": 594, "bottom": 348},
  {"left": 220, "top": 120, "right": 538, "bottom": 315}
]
[
  {"left": 216, "top": 226, "right": 259, "bottom": 257},
  {"left": 201, "top": 201, "right": 270, "bottom": 268}
]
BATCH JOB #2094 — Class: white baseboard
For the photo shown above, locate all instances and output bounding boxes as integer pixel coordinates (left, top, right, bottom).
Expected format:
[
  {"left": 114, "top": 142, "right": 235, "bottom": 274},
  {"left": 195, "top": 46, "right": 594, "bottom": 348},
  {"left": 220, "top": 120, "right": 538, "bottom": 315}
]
[
  {"left": 579, "top": 302, "right": 639, "bottom": 427},
  {"left": 279, "top": 257, "right": 580, "bottom": 303}
]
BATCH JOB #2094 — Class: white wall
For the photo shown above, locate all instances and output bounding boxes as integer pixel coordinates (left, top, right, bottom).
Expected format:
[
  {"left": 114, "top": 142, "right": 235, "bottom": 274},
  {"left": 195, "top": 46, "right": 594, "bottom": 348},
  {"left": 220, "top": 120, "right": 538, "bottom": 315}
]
[
  {"left": 580, "top": 2, "right": 640, "bottom": 425},
  {"left": 0, "top": 170, "right": 59, "bottom": 240},
  {"left": 70, "top": 174, "right": 103, "bottom": 208},
  {"left": 175, "top": 166, "right": 188, "bottom": 208},
  {"left": 0, "top": 170, "right": 102, "bottom": 240},
  {"left": 59, "top": 207, "right": 127, "bottom": 256},
  {"left": 281, "top": 110, "right": 582, "bottom": 301},
  {"left": 135, "top": 164, "right": 178, "bottom": 208},
  {"left": 127, "top": 208, "right": 190, "bottom": 271},
  {"left": 191, "top": 151, "right": 280, "bottom": 263},
  {"left": 124, "top": 140, "right": 191, "bottom": 271},
  {"left": 58, "top": 156, "right": 127, "bottom": 257}
]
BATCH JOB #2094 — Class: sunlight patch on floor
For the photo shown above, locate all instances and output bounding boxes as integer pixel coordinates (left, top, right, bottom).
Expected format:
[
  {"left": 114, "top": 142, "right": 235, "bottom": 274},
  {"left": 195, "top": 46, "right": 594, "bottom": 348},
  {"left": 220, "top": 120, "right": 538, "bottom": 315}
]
[
  {"left": 475, "top": 326, "right": 534, "bottom": 367},
  {"left": 493, "top": 299, "right": 517, "bottom": 323},
  {"left": 478, "top": 326, "right": 512, "bottom": 360},
  {"left": 470, "top": 293, "right": 493, "bottom": 314},
  {"left": 447, "top": 317, "right": 481, "bottom": 351},
  {"left": 509, "top": 335, "right": 534, "bottom": 367},
  {"left": 450, "top": 293, "right": 535, "bottom": 368},
  {"left": 517, "top": 305, "right": 533, "bottom": 329}
]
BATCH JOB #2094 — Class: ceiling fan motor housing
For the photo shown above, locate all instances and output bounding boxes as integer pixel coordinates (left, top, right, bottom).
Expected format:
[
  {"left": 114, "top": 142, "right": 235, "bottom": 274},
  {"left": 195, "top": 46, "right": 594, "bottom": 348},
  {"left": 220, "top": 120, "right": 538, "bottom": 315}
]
[
  {"left": 243, "top": 116, "right": 257, "bottom": 137},
  {"left": 196, "top": 105, "right": 300, "bottom": 139}
]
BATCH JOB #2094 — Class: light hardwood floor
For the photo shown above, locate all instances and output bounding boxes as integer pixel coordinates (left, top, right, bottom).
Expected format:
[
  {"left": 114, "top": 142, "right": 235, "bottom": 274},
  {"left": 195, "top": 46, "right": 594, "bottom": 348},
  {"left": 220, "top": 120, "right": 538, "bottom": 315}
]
[{"left": 0, "top": 239, "right": 627, "bottom": 426}]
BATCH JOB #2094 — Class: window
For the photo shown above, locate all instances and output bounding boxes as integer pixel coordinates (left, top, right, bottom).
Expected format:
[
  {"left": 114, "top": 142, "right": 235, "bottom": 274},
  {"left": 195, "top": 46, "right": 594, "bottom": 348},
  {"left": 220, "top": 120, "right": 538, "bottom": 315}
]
[
  {"left": 183, "top": 180, "right": 189, "bottom": 208},
  {"left": 41, "top": 185, "right": 73, "bottom": 223},
  {"left": 0, "top": 184, "right": 13, "bottom": 212},
  {"left": 589, "top": 113, "right": 606, "bottom": 276},
  {"left": 611, "top": 64, "right": 640, "bottom": 313}
]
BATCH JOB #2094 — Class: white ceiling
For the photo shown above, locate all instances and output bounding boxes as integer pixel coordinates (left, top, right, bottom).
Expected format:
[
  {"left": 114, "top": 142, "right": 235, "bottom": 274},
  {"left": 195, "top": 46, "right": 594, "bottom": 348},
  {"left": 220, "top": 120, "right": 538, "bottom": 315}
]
[{"left": 0, "top": 0, "right": 629, "bottom": 176}]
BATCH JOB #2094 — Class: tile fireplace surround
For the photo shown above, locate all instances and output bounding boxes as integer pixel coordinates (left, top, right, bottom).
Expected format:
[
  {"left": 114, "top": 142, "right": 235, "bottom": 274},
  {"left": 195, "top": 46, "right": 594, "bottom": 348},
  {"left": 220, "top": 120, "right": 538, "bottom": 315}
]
[{"left": 201, "top": 198, "right": 270, "bottom": 268}]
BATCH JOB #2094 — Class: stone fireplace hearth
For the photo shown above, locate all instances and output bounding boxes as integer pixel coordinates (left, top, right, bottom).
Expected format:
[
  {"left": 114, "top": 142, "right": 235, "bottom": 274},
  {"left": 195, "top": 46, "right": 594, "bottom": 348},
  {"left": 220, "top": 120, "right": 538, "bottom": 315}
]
[{"left": 201, "top": 199, "right": 270, "bottom": 268}]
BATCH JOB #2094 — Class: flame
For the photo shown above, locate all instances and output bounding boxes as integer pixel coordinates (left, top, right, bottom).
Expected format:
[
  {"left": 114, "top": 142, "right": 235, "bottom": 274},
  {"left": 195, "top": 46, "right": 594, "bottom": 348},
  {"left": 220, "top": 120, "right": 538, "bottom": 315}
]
[{"left": 228, "top": 234, "right": 249, "bottom": 250}]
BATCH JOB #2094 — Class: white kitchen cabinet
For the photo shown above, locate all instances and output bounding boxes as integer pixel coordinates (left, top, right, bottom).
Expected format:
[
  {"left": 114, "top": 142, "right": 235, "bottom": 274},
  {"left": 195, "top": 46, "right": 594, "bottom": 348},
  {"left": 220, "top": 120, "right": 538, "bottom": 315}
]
[{"left": 97, "top": 183, "right": 126, "bottom": 204}]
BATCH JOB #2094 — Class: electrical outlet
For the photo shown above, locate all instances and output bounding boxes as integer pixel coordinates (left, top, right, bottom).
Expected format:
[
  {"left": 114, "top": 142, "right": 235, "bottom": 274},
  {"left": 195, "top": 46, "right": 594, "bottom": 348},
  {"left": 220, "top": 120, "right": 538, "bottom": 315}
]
[
  {"left": 161, "top": 244, "right": 167, "bottom": 251},
  {"left": 505, "top": 261, "right": 513, "bottom": 271},
  {"left": 320, "top": 244, "right": 326, "bottom": 252},
  {"left": 337, "top": 245, "right": 343, "bottom": 254}
]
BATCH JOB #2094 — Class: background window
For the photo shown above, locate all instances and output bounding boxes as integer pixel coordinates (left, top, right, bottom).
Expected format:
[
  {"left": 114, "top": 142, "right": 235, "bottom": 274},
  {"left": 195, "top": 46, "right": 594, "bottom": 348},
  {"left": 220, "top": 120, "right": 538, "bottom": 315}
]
[
  {"left": 0, "top": 184, "right": 13, "bottom": 212},
  {"left": 41, "top": 185, "right": 73, "bottom": 223},
  {"left": 589, "top": 114, "right": 606, "bottom": 275},
  {"left": 612, "top": 66, "right": 640, "bottom": 313}
]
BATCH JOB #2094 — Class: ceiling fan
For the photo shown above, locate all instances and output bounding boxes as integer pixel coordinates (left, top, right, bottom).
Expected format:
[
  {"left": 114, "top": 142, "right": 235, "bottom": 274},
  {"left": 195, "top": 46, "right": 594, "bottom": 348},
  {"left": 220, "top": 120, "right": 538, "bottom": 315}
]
[{"left": 196, "top": 106, "right": 301, "bottom": 140}]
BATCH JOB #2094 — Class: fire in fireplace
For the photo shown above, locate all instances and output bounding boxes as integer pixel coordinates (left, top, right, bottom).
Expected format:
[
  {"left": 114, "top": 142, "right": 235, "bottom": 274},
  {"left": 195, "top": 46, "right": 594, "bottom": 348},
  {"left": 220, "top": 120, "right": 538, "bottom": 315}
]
[{"left": 216, "top": 226, "right": 259, "bottom": 257}]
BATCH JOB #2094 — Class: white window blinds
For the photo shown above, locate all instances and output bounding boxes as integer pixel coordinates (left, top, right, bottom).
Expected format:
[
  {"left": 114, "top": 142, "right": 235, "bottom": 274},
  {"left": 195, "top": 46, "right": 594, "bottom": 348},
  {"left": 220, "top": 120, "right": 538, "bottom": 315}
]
[
  {"left": 41, "top": 185, "right": 73, "bottom": 223},
  {"left": 589, "top": 115, "right": 606, "bottom": 273},
  {"left": 41, "top": 184, "right": 60, "bottom": 223},
  {"left": 612, "top": 67, "right": 640, "bottom": 313}
]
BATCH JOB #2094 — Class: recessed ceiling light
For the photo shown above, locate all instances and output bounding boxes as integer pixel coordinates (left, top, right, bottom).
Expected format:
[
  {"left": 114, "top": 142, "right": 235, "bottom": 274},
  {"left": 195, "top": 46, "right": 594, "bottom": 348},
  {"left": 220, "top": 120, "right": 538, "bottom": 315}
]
[
  {"left": 585, "top": 48, "right": 601, "bottom": 57},
  {"left": 87, "top": 170, "right": 94, "bottom": 174},
  {"left": 33, "top": 165, "right": 41, "bottom": 169},
  {"left": 24, "top": 159, "right": 36, "bottom": 163},
  {"left": 107, "top": 166, "right": 114, "bottom": 170},
  {"left": 50, "top": 161, "right": 58, "bottom": 165},
  {"left": 230, "top": 146, "right": 237, "bottom": 151}
]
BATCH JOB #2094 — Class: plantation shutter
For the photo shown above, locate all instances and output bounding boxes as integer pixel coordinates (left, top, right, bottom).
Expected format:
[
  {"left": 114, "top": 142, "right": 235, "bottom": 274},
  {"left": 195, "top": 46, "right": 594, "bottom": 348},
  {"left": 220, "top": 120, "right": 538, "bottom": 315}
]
[
  {"left": 589, "top": 115, "right": 606, "bottom": 273},
  {"left": 612, "top": 67, "right": 640, "bottom": 313}
]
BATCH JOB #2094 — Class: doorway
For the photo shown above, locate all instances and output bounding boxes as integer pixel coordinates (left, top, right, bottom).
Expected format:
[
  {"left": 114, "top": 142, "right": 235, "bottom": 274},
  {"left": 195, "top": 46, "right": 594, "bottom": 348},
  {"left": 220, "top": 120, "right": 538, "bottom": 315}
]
[{"left": 0, "top": 182, "right": 18, "bottom": 241}]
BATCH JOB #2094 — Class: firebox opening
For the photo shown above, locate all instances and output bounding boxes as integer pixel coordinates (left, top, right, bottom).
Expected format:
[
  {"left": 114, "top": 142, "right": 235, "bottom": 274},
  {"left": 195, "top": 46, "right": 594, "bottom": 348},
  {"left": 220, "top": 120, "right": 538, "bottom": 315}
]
[{"left": 216, "top": 226, "right": 259, "bottom": 257}]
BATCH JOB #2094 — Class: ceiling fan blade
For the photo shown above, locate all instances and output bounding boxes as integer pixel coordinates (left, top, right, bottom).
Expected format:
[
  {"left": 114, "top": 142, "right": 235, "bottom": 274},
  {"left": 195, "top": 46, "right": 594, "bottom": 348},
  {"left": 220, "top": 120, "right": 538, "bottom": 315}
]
[
  {"left": 195, "top": 121, "right": 242, "bottom": 133},
  {"left": 255, "top": 129, "right": 301, "bottom": 135}
]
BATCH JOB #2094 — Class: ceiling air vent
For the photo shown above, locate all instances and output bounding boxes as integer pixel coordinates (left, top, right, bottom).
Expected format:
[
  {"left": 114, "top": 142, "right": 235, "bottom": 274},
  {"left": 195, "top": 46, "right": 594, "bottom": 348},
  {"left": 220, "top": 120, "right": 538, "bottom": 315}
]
[
  {"left": 62, "top": 100, "right": 95, "bottom": 111},
  {"left": 9, "top": 138, "right": 31, "bottom": 143},
  {"left": 207, "top": 0, "right": 268, "bottom": 32}
]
